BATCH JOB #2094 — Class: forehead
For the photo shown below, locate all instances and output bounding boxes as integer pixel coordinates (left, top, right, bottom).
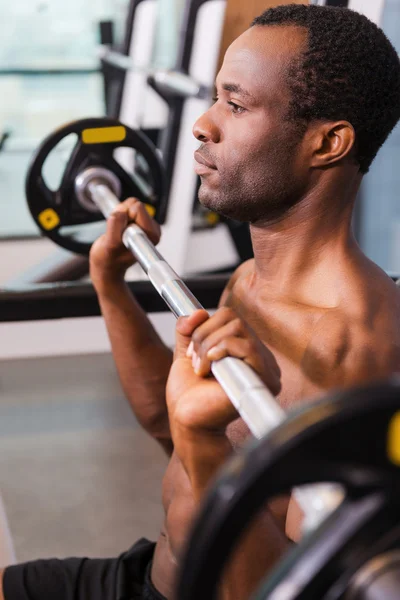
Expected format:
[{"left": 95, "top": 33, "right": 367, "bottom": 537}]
[{"left": 217, "top": 25, "right": 307, "bottom": 103}]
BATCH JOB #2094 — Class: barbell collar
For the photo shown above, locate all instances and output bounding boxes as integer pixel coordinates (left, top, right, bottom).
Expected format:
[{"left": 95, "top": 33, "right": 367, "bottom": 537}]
[{"left": 75, "top": 167, "right": 121, "bottom": 214}]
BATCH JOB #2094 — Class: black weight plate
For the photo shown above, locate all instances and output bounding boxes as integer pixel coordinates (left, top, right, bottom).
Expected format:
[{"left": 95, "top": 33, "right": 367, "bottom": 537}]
[
  {"left": 177, "top": 380, "right": 400, "bottom": 600},
  {"left": 26, "top": 117, "right": 167, "bottom": 255}
]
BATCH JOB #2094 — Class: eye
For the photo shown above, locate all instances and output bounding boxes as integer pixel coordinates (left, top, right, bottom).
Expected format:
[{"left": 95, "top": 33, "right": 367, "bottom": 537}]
[
  {"left": 227, "top": 101, "right": 246, "bottom": 115},
  {"left": 212, "top": 97, "right": 247, "bottom": 114}
]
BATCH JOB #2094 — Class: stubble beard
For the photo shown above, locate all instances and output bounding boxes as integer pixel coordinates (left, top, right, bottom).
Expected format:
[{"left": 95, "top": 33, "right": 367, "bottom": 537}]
[{"left": 198, "top": 167, "right": 302, "bottom": 224}]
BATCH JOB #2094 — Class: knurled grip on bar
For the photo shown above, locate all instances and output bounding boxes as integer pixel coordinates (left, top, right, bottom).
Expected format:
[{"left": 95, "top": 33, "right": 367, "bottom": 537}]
[{"left": 88, "top": 180, "right": 344, "bottom": 530}]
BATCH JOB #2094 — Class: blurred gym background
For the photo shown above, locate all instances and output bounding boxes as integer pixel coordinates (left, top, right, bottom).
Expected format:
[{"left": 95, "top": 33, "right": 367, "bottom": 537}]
[{"left": 0, "top": 0, "right": 398, "bottom": 564}]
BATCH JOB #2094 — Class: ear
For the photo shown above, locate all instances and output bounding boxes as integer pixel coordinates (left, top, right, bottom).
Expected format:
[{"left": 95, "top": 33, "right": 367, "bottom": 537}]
[{"left": 310, "top": 121, "right": 356, "bottom": 168}]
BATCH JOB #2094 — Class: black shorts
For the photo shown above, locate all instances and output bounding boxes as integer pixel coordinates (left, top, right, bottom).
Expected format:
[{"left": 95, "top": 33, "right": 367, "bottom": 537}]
[{"left": 3, "top": 538, "right": 167, "bottom": 600}]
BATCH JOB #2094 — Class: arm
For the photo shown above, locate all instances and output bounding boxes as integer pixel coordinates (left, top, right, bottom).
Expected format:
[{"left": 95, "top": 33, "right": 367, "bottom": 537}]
[
  {"left": 286, "top": 309, "right": 400, "bottom": 542},
  {"left": 90, "top": 199, "right": 173, "bottom": 453},
  {"left": 175, "top": 427, "right": 289, "bottom": 599},
  {"left": 94, "top": 277, "right": 173, "bottom": 453},
  {"left": 300, "top": 309, "right": 397, "bottom": 393},
  {"left": 0, "top": 570, "right": 4, "bottom": 600},
  {"left": 90, "top": 201, "right": 248, "bottom": 453},
  {"left": 167, "top": 310, "right": 287, "bottom": 598}
]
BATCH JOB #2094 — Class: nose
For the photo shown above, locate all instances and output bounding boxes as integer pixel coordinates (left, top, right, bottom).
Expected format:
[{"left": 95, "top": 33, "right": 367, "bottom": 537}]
[{"left": 193, "top": 110, "right": 220, "bottom": 143}]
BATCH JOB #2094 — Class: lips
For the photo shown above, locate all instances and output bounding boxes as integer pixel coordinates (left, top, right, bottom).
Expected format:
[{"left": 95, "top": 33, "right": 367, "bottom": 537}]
[{"left": 194, "top": 151, "right": 217, "bottom": 169}]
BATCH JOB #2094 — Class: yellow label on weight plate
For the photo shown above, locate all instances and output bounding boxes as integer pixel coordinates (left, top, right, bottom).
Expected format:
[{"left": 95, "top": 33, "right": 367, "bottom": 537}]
[
  {"left": 206, "top": 211, "right": 219, "bottom": 226},
  {"left": 82, "top": 126, "right": 126, "bottom": 145},
  {"left": 38, "top": 208, "right": 60, "bottom": 231},
  {"left": 387, "top": 411, "right": 400, "bottom": 465},
  {"left": 145, "top": 204, "right": 156, "bottom": 217}
]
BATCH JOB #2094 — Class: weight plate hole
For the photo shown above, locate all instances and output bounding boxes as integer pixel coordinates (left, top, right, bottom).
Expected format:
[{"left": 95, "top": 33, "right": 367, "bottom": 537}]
[{"left": 42, "top": 133, "right": 78, "bottom": 192}]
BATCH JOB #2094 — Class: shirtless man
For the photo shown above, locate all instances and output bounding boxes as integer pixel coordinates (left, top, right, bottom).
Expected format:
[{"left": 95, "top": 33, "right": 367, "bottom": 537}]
[{"left": 2, "top": 4, "right": 400, "bottom": 600}]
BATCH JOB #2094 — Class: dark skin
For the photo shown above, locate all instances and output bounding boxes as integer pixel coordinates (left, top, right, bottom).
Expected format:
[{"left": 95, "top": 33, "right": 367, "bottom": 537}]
[{"left": 2, "top": 23, "right": 400, "bottom": 600}]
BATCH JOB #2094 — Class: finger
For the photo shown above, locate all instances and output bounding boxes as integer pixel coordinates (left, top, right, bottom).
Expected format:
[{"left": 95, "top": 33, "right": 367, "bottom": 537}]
[
  {"left": 206, "top": 337, "right": 263, "bottom": 370},
  {"left": 111, "top": 197, "right": 139, "bottom": 218},
  {"left": 176, "top": 310, "right": 210, "bottom": 336},
  {"left": 105, "top": 210, "right": 129, "bottom": 249},
  {"left": 126, "top": 200, "right": 161, "bottom": 245},
  {"left": 174, "top": 311, "right": 210, "bottom": 359},
  {"left": 192, "top": 318, "right": 246, "bottom": 377},
  {"left": 190, "top": 307, "right": 241, "bottom": 353},
  {"left": 111, "top": 198, "right": 161, "bottom": 245},
  {"left": 107, "top": 198, "right": 139, "bottom": 237},
  {"left": 207, "top": 338, "right": 281, "bottom": 395}
]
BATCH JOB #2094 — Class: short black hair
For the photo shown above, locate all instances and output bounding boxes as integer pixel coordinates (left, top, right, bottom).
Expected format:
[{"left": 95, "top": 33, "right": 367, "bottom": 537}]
[{"left": 252, "top": 4, "right": 400, "bottom": 173}]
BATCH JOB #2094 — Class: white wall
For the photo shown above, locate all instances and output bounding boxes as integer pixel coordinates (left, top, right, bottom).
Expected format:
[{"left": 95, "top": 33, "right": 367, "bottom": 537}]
[
  {"left": 0, "top": 313, "right": 176, "bottom": 361},
  {"left": 0, "top": 239, "right": 58, "bottom": 285},
  {"left": 348, "top": 0, "right": 385, "bottom": 25}
]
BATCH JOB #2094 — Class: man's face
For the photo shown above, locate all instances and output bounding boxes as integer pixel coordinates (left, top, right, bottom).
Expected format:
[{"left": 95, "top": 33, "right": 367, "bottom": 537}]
[{"left": 193, "top": 25, "right": 310, "bottom": 223}]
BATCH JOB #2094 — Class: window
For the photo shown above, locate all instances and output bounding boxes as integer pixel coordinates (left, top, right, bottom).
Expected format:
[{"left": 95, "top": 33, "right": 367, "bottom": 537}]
[{"left": 0, "top": 0, "right": 129, "bottom": 238}]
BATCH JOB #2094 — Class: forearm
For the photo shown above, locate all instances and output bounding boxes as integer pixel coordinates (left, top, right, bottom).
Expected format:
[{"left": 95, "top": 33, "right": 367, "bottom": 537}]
[
  {"left": 175, "top": 427, "right": 232, "bottom": 500},
  {"left": 95, "top": 277, "right": 173, "bottom": 449},
  {"left": 176, "top": 430, "right": 289, "bottom": 599}
]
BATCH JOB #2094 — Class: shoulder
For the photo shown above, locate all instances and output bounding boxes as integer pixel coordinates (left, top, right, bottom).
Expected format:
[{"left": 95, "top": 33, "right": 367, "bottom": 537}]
[
  {"left": 302, "top": 288, "right": 400, "bottom": 390},
  {"left": 301, "top": 310, "right": 350, "bottom": 388},
  {"left": 219, "top": 259, "right": 255, "bottom": 307}
]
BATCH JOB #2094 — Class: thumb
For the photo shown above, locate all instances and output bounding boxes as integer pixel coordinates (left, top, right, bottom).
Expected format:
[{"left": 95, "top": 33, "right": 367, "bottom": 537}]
[
  {"left": 174, "top": 310, "right": 209, "bottom": 360},
  {"left": 105, "top": 209, "right": 129, "bottom": 248}
]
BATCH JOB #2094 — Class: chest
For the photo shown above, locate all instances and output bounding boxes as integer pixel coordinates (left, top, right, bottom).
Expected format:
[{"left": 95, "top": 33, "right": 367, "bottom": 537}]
[{"left": 224, "top": 278, "right": 326, "bottom": 409}]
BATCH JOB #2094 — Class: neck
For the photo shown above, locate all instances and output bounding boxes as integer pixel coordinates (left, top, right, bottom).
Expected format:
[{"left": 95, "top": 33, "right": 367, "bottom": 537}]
[{"left": 249, "top": 168, "right": 363, "bottom": 306}]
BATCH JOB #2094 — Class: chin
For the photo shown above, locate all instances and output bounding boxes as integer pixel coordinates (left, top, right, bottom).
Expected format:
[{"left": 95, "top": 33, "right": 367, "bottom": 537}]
[
  {"left": 198, "top": 185, "right": 218, "bottom": 210},
  {"left": 198, "top": 187, "right": 246, "bottom": 220},
  {"left": 199, "top": 197, "right": 245, "bottom": 222},
  {"left": 198, "top": 191, "right": 226, "bottom": 215}
]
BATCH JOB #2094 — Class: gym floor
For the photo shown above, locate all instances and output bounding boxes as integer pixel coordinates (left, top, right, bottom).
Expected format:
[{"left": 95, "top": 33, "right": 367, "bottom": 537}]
[{"left": 0, "top": 353, "right": 167, "bottom": 562}]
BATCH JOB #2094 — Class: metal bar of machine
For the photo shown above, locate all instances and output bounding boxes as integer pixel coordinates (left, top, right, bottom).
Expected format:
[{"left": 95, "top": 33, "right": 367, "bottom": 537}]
[{"left": 98, "top": 46, "right": 210, "bottom": 99}]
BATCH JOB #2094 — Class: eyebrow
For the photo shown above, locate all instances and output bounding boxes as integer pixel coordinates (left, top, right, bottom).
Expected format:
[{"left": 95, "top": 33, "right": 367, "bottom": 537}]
[{"left": 219, "top": 82, "right": 256, "bottom": 102}]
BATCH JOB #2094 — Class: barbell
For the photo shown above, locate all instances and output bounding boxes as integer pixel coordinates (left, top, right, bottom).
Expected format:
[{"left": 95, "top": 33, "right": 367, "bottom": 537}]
[{"left": 27, "top": 117, "right": 343, "bottom": 532}]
